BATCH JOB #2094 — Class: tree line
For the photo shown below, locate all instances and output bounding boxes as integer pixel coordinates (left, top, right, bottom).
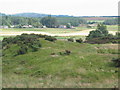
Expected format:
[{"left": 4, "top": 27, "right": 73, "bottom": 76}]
[
  {"left": 1, "top": 16, "right": 42, "bottom": 28},
  {"left": 1, "top": 15, "right": 88, "bottom": 28},
  {"left": 103, "top": 18, "right": 119, "bottom": 25},
  {"left": 1, "top": 15, "right": 119, "bottom": 28}
]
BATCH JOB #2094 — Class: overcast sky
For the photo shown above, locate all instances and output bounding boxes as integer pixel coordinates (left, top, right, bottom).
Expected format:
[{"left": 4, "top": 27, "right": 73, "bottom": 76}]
[{"left": 0, "top": 0, "right": 119, "bottom": 16}]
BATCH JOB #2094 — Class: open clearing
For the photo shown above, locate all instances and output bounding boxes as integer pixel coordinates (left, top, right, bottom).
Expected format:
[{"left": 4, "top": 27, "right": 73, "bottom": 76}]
[
  {"left": 0, "top": 29, "right": 95, "bottom": 36},
  {"left": 0, "top": 25, "right": 118, "bottom": 37}
]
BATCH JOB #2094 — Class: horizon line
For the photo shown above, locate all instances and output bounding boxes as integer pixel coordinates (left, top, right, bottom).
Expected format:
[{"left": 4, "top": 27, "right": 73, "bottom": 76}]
[{"left": 0, "top": 12, "right": 119, "bottom": 17}]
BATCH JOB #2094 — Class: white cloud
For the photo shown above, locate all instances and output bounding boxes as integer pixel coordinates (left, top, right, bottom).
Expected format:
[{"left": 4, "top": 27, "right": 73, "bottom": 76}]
[{"left": 0, "top": 0, "right": 119, "bottom": 16}]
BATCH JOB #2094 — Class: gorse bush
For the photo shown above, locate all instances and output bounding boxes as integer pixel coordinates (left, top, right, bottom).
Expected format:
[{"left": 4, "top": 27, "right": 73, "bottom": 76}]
[
  {"left": 17, "top": 46, "right": 28, "bottom": 55},
  {"left": 2, "top": 34, "right": 58, "bottom": 56},
  {"left": 68, "top": 38, "right": 74, "bottom": 42},
  {"left": 112, "top": 58, "right": 120, "bottom": 67},
  {"left": 59, "top": 50, "right": 71, "bottom": 55},
  {"left": 45, "top": 36, "right": 57, "bottom": 42},
  {"left": 85, "top": 33, "right": 120, "bottom": 44},
  {"left": 2, "top": 34, "right": 42, "bottom": 56},
  {"left": 76, "top": 38, "right": 83, "bottom": 43}
]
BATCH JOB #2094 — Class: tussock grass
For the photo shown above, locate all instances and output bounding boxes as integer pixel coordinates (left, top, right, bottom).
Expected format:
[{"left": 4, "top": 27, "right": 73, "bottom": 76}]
[{"left": 2, "top": 39, "right": 118, "bottom": 88}]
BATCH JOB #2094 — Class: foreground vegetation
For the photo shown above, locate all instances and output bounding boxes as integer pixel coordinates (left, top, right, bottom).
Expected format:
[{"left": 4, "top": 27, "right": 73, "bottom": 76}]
[
  {"left": 2, "top": 33, "right": 119, "bottom": 88},
  {"left": 1, "top": 16, "right": 119, "bottom": 88}
]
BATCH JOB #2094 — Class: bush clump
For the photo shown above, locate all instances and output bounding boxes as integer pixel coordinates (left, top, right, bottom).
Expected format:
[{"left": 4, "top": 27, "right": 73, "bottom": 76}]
[
  {"left": 85, "top": 24, "right": 120, "bottom": 44},
  {"left": 85, "top": 34, "right": 120, "bottom": 44},
  {"left": 59, "top": 50, "right": 71, "bottom": 55},
  {"left": 17, "top": 46, "right": 28, "bottom": 55},
  {"left": 68, "top": 38, "right": 74, "bottom": 42},
  {"left": 45, "top": 36, "right": 57, "bottom": 42},
  {"left": 2, "top": 34, "right": 42, "bottom": 56},
  {"left": 76, "top": 38, "right": 83, "bottom": 43},
  {"left": 112, "top": 58, "right": 120, "bottom": 67}
]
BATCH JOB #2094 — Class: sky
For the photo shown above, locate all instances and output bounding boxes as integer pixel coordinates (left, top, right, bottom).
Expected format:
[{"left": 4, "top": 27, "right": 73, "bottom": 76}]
[{"left": 0, "top": 0, "right": 119, "bottom": 16}]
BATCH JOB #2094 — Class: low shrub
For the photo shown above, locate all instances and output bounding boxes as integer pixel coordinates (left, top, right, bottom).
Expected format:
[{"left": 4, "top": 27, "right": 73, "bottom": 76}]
[
  {"left": 65, "top": 50, "right": 71, "bottom": 55},
  {"left": 85, "top": 33, "right": 120, "bottom": 44},
  {"left": 17, "top": 46, "right": 28, "bottom": 55},
  {"left": 45, "top": 36, "right": 57, "bottom": 42},
  {"left": 76, "top": 38, "right": 83, "bottom": 43},
  {"left": 3, "top": 34, "right": 42, "bottom": 56},
  {"left": 59, "top": 50, "right": 71, "bottom": 55},
  {"left": 112, "top": 58, "right": 120, "bottom": 67},
  {"left": 68, "top": 38, "right": 74, "bottom": 42}
]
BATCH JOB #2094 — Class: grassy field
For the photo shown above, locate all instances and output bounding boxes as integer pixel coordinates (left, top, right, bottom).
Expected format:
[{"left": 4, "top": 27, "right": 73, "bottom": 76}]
[
  {"left": 1, "top": 27, "right": 89, "bottom": 34},
  {"left": 0, "top": 37, "right": 3, "bottom": 41},
  {"left": 1, "top": 25, "right": 119, "bottom": 38},
  {"left": 2, "top": 38, "right": 118, "bottom": 88},
  {"left": 106, "top": 25, "right": 119, "bottom": 31},
  {"left": 1, "top": 25, "right": 118, "bottom": 33},
  {"left": 87, "top": 20, "right": 105, "bottom": 23},
  {"left": 55, "top": 36, "right": 86, "bottom": 40}
]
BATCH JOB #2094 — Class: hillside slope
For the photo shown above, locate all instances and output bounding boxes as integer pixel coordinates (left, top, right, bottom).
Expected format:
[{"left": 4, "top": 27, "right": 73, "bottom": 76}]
[{"left": 2, "top": 38, "right": 118, "bottom": 88}]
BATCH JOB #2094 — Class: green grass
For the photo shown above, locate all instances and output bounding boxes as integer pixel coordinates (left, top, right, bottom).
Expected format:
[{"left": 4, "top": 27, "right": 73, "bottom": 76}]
[
  {"left": 55, "top": 36, "right": 86, "bottom": 40},
  {"left": 87, "top": 20, "right": 104, "bottom": 23},
  {"left": 106, "top": 25, "right": 119, "bottom": 31},
  {"left": 1, "top": 27, "right": 88, "bottom": 34},
  {"left": 0, "top": 36, "right": 4, "bottom": 41},
  {"left": 1, "top": 25, "right": 119, "bottom": 38},
  {"left": 2, "top": 38, "right": 118, "bottom": 88}
]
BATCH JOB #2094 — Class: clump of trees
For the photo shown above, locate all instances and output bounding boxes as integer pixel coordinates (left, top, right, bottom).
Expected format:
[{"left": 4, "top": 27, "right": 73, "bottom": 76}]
[
  {"left": 66, "top": 23, "right": 72, "bottom": 28},
  {"left": 56, "top": 17, "right": 87, "bottom": 27},
  {"left": 1, "top": 16, "right": 43, "bottom": 28},
  {"left": 40, "top": 15, "right": 57, "bottom": 28},
  {"left": 86, "top": 24, "right": 108, "bottom": 39},
  {"left": 85, "top": 24, "right": 120, "bottom": 44},
  {"left": 103, "top": 18, "right": 118, "bottom": 25}
]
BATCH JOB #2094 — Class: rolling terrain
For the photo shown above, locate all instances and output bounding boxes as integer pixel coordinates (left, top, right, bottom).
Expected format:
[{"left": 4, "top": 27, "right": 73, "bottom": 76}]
[{"left": 2, "top": 37, "right": 118, "bottom": 88}]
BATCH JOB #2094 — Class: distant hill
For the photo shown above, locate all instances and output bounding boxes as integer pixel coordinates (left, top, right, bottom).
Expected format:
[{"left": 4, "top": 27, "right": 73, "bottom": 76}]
[
  {"left": 12, "top": 12, "right": 73, "bottom": 17},
  {"left": 12, "top": 13, "right": 48, "bottom": 17},
  {"left": 1, "top": 12, "right": 118, "bottom": 18}
]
